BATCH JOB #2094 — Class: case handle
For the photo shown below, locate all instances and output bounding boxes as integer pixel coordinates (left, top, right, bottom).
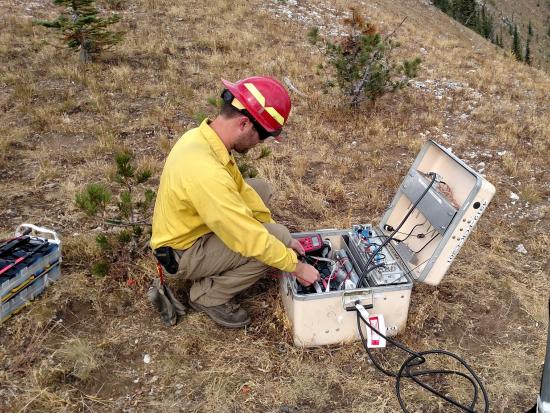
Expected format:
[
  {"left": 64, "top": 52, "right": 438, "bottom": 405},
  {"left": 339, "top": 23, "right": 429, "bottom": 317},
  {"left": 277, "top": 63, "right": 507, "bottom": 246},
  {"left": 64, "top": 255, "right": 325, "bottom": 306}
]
[
  {"left": 342, "top": 288, "right": 374, "bottom": 311},
  {"left": 15, "top": 224, "right": 60, "bottom": 244}
]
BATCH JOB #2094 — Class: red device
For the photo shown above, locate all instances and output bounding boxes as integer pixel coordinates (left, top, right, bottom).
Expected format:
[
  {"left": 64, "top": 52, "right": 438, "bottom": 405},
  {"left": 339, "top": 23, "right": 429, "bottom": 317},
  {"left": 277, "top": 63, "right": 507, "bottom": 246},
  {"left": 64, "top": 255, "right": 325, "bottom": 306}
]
[{"left": 296, "top": 234, "right": 323, "bottom": 253}]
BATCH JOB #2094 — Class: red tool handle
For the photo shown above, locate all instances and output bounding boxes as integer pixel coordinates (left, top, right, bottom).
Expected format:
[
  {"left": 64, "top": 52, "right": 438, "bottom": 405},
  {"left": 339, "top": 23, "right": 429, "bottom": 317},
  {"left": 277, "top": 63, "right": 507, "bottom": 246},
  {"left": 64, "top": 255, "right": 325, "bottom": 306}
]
[{"left": 0, "top": 239, "right": 49, "bottom": 276}]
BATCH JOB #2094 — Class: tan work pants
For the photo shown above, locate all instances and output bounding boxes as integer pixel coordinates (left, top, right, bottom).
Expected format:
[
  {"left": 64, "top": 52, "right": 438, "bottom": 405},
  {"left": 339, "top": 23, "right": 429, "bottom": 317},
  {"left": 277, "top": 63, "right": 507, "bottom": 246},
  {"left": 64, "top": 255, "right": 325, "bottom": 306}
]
[{"left": 175, "top": 178, "right": 292, "bottom": 307}]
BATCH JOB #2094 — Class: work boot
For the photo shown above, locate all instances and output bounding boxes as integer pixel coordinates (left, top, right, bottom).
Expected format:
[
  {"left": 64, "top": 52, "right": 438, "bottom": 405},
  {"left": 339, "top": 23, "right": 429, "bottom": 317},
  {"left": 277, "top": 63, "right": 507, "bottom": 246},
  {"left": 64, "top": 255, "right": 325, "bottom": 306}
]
[{"left": 189, "top": 300, "right": 251, "bottom": 328}]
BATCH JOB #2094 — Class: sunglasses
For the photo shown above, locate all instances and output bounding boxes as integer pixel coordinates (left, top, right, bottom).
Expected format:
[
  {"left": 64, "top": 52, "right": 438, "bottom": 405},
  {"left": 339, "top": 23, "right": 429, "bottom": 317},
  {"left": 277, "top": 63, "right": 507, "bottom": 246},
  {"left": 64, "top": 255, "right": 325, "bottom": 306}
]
[{"left": 221, "top": 89, "right": 282, "bottom": 140}]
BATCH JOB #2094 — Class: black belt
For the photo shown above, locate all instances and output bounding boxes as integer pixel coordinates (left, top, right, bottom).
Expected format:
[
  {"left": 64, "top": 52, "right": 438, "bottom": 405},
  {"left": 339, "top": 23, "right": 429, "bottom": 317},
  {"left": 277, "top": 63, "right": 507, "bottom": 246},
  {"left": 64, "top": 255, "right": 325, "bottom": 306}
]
[{"left": 153, "top": 246, "right": 179, "bottom": 274}]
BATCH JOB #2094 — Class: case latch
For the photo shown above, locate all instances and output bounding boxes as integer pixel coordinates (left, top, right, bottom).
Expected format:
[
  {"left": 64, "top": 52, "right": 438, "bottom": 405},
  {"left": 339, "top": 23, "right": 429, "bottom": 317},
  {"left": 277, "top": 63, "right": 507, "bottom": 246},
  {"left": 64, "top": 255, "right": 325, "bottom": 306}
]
[{"left": 342, "top": 289, "right": 374, "bottom": 311}]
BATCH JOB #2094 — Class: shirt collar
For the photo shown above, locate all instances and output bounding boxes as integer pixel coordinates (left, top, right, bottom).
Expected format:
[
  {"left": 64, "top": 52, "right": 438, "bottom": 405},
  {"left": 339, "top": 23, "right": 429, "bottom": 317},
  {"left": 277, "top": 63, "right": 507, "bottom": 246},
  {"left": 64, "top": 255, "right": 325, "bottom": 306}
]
[{"left": 199, "top": 119, "right": 232, "bottom": 166}]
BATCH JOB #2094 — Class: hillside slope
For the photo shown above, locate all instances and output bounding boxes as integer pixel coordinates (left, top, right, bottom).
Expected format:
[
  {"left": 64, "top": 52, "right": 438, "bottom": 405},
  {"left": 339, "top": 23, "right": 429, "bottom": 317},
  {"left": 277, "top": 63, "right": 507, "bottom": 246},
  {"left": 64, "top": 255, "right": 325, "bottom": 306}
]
[
  {"left": 0, "top": 0, "right": 548, "bottom": 412},
  {"left": 488, "top": 0, "right": 550, "bottom": 71}
]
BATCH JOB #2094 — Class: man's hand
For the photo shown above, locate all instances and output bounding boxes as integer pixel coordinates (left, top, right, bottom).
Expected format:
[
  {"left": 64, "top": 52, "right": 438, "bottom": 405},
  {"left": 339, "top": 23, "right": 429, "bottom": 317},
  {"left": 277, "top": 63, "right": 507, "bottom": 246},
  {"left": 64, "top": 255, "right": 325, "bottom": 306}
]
[
  {"left": 293, "top": 261, "right": 320, "bottom": 286},
  {"left": 289, "top": 238, "right": 305, "bottom": 256}
]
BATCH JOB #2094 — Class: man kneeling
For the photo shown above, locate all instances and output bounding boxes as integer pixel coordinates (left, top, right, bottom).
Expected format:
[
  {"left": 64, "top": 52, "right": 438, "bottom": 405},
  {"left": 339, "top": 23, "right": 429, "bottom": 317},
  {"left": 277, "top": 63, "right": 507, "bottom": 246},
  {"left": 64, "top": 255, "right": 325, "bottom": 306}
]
[{"left": 150, "top": 76, "right": 319, "bottom": 328}]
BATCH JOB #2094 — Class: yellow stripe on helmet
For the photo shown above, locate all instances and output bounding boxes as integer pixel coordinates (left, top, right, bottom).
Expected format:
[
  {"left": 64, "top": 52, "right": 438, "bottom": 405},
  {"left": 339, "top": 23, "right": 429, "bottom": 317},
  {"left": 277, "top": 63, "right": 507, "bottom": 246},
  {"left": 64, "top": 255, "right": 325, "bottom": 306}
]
[
  {"left": 231, "top": 98, "right": 245, "bottom": 110},
  {"left": 244, "top": 83, "right": 285, "bottom": 126},
  {"left": 244, "top": 83, "right": 266, "bottom": 106},
  {"left": 265, "top": 107, "right": 285, "bottom": 126}
]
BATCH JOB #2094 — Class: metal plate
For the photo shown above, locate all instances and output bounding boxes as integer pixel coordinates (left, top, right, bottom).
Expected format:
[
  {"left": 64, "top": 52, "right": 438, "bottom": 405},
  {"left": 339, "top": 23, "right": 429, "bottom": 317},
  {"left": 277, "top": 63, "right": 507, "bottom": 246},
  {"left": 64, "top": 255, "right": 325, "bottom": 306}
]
[{"left": 401, "top": 169, "right": 457, "bottom": 234}]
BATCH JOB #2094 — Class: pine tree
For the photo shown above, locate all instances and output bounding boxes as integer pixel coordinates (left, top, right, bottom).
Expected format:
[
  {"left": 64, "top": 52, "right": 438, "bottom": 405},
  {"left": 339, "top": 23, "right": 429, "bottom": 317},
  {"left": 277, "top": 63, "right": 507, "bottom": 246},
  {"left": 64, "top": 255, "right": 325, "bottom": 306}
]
[
  {"left": 75, "top": 150, "right": 155, "bottom": 279},
  {"left": 34, "top": 0, "right": 123, "bottom": 63},
  {"left": 436, "top": 0, "right": 496, "bottom": 43},
  {"left": 528, "top": 20, "right": 533, "bottom": 37},
  {"left": 433, "top": 0, "right": 450, "bottom": 13},
  {"left": 525, "top": 37, "right": 531, "bottom": 65},
  {"left": 512, "top": 24, "right": 522, "bottom": 61},
  {"left": 453, "top": 0, "right": 478, "bottom": 29},
  {"left": 480, "top": 6, "right": 494, "bottom": 40},
  {"left": 312, "top": 9, "right": 421, "bottom": 105}
]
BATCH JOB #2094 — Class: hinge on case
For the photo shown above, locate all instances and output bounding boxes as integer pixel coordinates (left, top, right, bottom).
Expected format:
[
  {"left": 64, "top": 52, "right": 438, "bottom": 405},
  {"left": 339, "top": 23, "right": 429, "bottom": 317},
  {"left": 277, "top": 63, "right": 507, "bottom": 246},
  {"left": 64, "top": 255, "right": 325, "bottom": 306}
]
[{"left": 342, "top": 289, "right": 374, "bottom": 311}]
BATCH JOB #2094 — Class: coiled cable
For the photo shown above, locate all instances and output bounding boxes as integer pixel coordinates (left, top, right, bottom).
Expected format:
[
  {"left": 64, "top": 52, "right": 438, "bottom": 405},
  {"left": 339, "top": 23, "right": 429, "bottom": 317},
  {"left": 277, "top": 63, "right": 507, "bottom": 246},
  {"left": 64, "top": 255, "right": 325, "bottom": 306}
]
[{"left": 355, "top": 307, "right": 489, "bottom": 412}]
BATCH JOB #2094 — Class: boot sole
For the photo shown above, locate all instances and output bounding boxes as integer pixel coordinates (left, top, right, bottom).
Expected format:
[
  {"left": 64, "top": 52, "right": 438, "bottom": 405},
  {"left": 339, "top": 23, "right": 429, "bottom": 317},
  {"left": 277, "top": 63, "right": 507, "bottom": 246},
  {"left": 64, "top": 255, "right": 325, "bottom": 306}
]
[{"left": 189, "top": 301, "right": 251, "bottom": 328}]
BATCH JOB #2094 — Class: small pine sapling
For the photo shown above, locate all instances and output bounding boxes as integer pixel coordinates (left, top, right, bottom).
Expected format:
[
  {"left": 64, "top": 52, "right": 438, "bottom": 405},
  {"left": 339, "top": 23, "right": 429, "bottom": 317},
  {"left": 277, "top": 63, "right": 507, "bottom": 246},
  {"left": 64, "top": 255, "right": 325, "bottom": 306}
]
[
  {"left": 258, "top": 147, "right": 272, "bottom": 159},
  {"left": 237, "top": 161, "right": 258, "bottom": 179},
  {"left": 112, "top": 150, "right": 153, "bottom": 227},
  {"left": 34, "top": 0, "right": 124, "bottom": 63},
  {"left": 75, "top": 183, "right": 111, "bottom": 216},
  {"left": 235, "top": 146, "right": 273, "bottom": 179},
  {"left": 74, "top": 150, "right": 155, "bottom": 280},
  {"left": 309, "top": 8, "right": 421, "bottom": 106}
]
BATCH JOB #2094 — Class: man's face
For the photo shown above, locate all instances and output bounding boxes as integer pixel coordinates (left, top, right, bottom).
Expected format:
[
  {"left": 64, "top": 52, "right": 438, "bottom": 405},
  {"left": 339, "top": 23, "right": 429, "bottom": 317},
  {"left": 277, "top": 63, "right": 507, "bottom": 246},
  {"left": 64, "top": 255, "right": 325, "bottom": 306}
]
[{"left": 233, "top": 119, "right": 261, "bottom": 154}]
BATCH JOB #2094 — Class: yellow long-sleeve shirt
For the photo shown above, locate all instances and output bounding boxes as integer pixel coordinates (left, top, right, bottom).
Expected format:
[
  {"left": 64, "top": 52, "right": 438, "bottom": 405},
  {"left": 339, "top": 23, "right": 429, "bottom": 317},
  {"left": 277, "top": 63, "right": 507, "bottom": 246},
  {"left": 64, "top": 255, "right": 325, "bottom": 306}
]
[{"left": 150, "top": 119, "right": 298, "bottom": 272}]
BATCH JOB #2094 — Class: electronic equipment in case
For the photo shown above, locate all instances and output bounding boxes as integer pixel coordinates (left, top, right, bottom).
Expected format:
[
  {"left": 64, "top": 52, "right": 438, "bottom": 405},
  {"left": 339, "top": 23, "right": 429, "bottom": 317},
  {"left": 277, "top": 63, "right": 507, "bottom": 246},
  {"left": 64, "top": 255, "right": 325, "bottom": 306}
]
[{"left": 280, "top": 140, "right": 495, "bottom": 347}]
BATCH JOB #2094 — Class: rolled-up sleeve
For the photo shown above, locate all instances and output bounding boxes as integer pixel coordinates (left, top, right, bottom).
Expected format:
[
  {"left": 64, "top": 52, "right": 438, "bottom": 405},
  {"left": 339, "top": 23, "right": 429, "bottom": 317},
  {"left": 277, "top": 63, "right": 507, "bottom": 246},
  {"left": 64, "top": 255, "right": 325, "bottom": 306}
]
[{"left": 185, "top": 168, "right": 298, "bottom": 272}]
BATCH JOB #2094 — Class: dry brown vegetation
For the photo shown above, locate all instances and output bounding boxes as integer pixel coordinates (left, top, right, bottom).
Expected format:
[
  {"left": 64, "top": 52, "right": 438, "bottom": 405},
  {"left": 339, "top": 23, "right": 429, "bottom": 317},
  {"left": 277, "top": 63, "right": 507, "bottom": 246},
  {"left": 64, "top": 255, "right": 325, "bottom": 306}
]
[{"left": 0, "top": 0, "right": 549, "bottom": 412}]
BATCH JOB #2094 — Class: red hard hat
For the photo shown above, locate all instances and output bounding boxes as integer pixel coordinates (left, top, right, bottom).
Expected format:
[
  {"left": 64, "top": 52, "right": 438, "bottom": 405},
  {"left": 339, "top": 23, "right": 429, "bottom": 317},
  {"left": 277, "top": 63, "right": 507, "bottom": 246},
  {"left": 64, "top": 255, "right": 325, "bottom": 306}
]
[{"left": 221, "top": 76, "right": 291, "bottom": 134}]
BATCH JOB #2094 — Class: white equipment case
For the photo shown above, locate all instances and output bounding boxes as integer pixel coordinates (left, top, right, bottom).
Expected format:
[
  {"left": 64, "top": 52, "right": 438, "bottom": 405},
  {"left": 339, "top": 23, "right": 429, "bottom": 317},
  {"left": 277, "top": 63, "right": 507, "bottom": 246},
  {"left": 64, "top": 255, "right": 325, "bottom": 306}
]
[{"left": 280, "top": 141, "right": 496, "bottom": 347}]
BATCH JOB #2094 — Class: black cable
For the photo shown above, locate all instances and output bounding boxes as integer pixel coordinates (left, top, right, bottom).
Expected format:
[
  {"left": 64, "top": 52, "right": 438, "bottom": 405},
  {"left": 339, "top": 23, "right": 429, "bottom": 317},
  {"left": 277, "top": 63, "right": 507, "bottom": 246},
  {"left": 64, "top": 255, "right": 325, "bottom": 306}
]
[
  {"left": 368, "top": 230, "right": 424, "bottom": 240},
  {"left": 355, "top": 309, "right": 489, "bottom": 412},
  {"left": 366, "top": 227, "right": 432, "bottom": 246},
  {"left": 391, "top": 220, "right": 428, "bottom": 243},
  {"left": 357, "top": 173, "right": 438, "bottom": 287},
  {"left": 371, "top": 228, "right": 436, "bottom": 259},
  {"left": 411, "top": 232, "right": 439, "bottom": 254}
]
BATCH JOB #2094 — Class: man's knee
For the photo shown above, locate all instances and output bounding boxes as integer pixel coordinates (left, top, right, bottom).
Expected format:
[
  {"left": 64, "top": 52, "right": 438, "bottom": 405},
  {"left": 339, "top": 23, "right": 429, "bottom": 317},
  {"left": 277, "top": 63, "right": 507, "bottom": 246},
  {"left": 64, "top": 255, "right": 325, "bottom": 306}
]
[
  {"left": 246, "top": 178, "right": 273, "bottom": 206},
  {"left": 264, "top": 223, "right": 292, "bottom": 247}
]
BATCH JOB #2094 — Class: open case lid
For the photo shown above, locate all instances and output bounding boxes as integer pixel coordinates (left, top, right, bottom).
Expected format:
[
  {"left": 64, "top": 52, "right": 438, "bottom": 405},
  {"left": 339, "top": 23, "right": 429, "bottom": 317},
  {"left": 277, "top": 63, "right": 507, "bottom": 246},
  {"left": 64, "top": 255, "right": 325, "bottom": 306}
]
[{"left": 378, "top": 140, "right": 495, "bottom": 285}]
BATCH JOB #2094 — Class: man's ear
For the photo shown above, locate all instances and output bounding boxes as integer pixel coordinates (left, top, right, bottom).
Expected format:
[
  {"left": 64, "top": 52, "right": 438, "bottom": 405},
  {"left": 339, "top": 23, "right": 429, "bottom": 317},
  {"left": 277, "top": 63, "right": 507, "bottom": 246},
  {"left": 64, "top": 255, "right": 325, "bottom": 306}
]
[{"left": 238, "top": 115, "right": 252, "bottom": 132}]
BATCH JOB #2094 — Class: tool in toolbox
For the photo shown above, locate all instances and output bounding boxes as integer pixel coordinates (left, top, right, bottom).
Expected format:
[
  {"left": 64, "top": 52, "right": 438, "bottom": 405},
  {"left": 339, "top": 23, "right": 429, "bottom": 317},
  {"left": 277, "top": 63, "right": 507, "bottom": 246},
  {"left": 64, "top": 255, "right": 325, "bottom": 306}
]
[{"left": 0, "top": 224, "right": 61, "bottom": 324}]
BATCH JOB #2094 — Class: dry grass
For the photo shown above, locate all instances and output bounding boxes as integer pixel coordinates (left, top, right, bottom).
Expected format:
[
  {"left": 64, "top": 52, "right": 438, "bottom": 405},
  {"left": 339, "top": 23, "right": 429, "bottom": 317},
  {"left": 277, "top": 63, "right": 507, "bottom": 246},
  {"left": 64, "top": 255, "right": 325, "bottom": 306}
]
[{"left": 0, "top": 0, "right": 549, "bottom": 412}]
